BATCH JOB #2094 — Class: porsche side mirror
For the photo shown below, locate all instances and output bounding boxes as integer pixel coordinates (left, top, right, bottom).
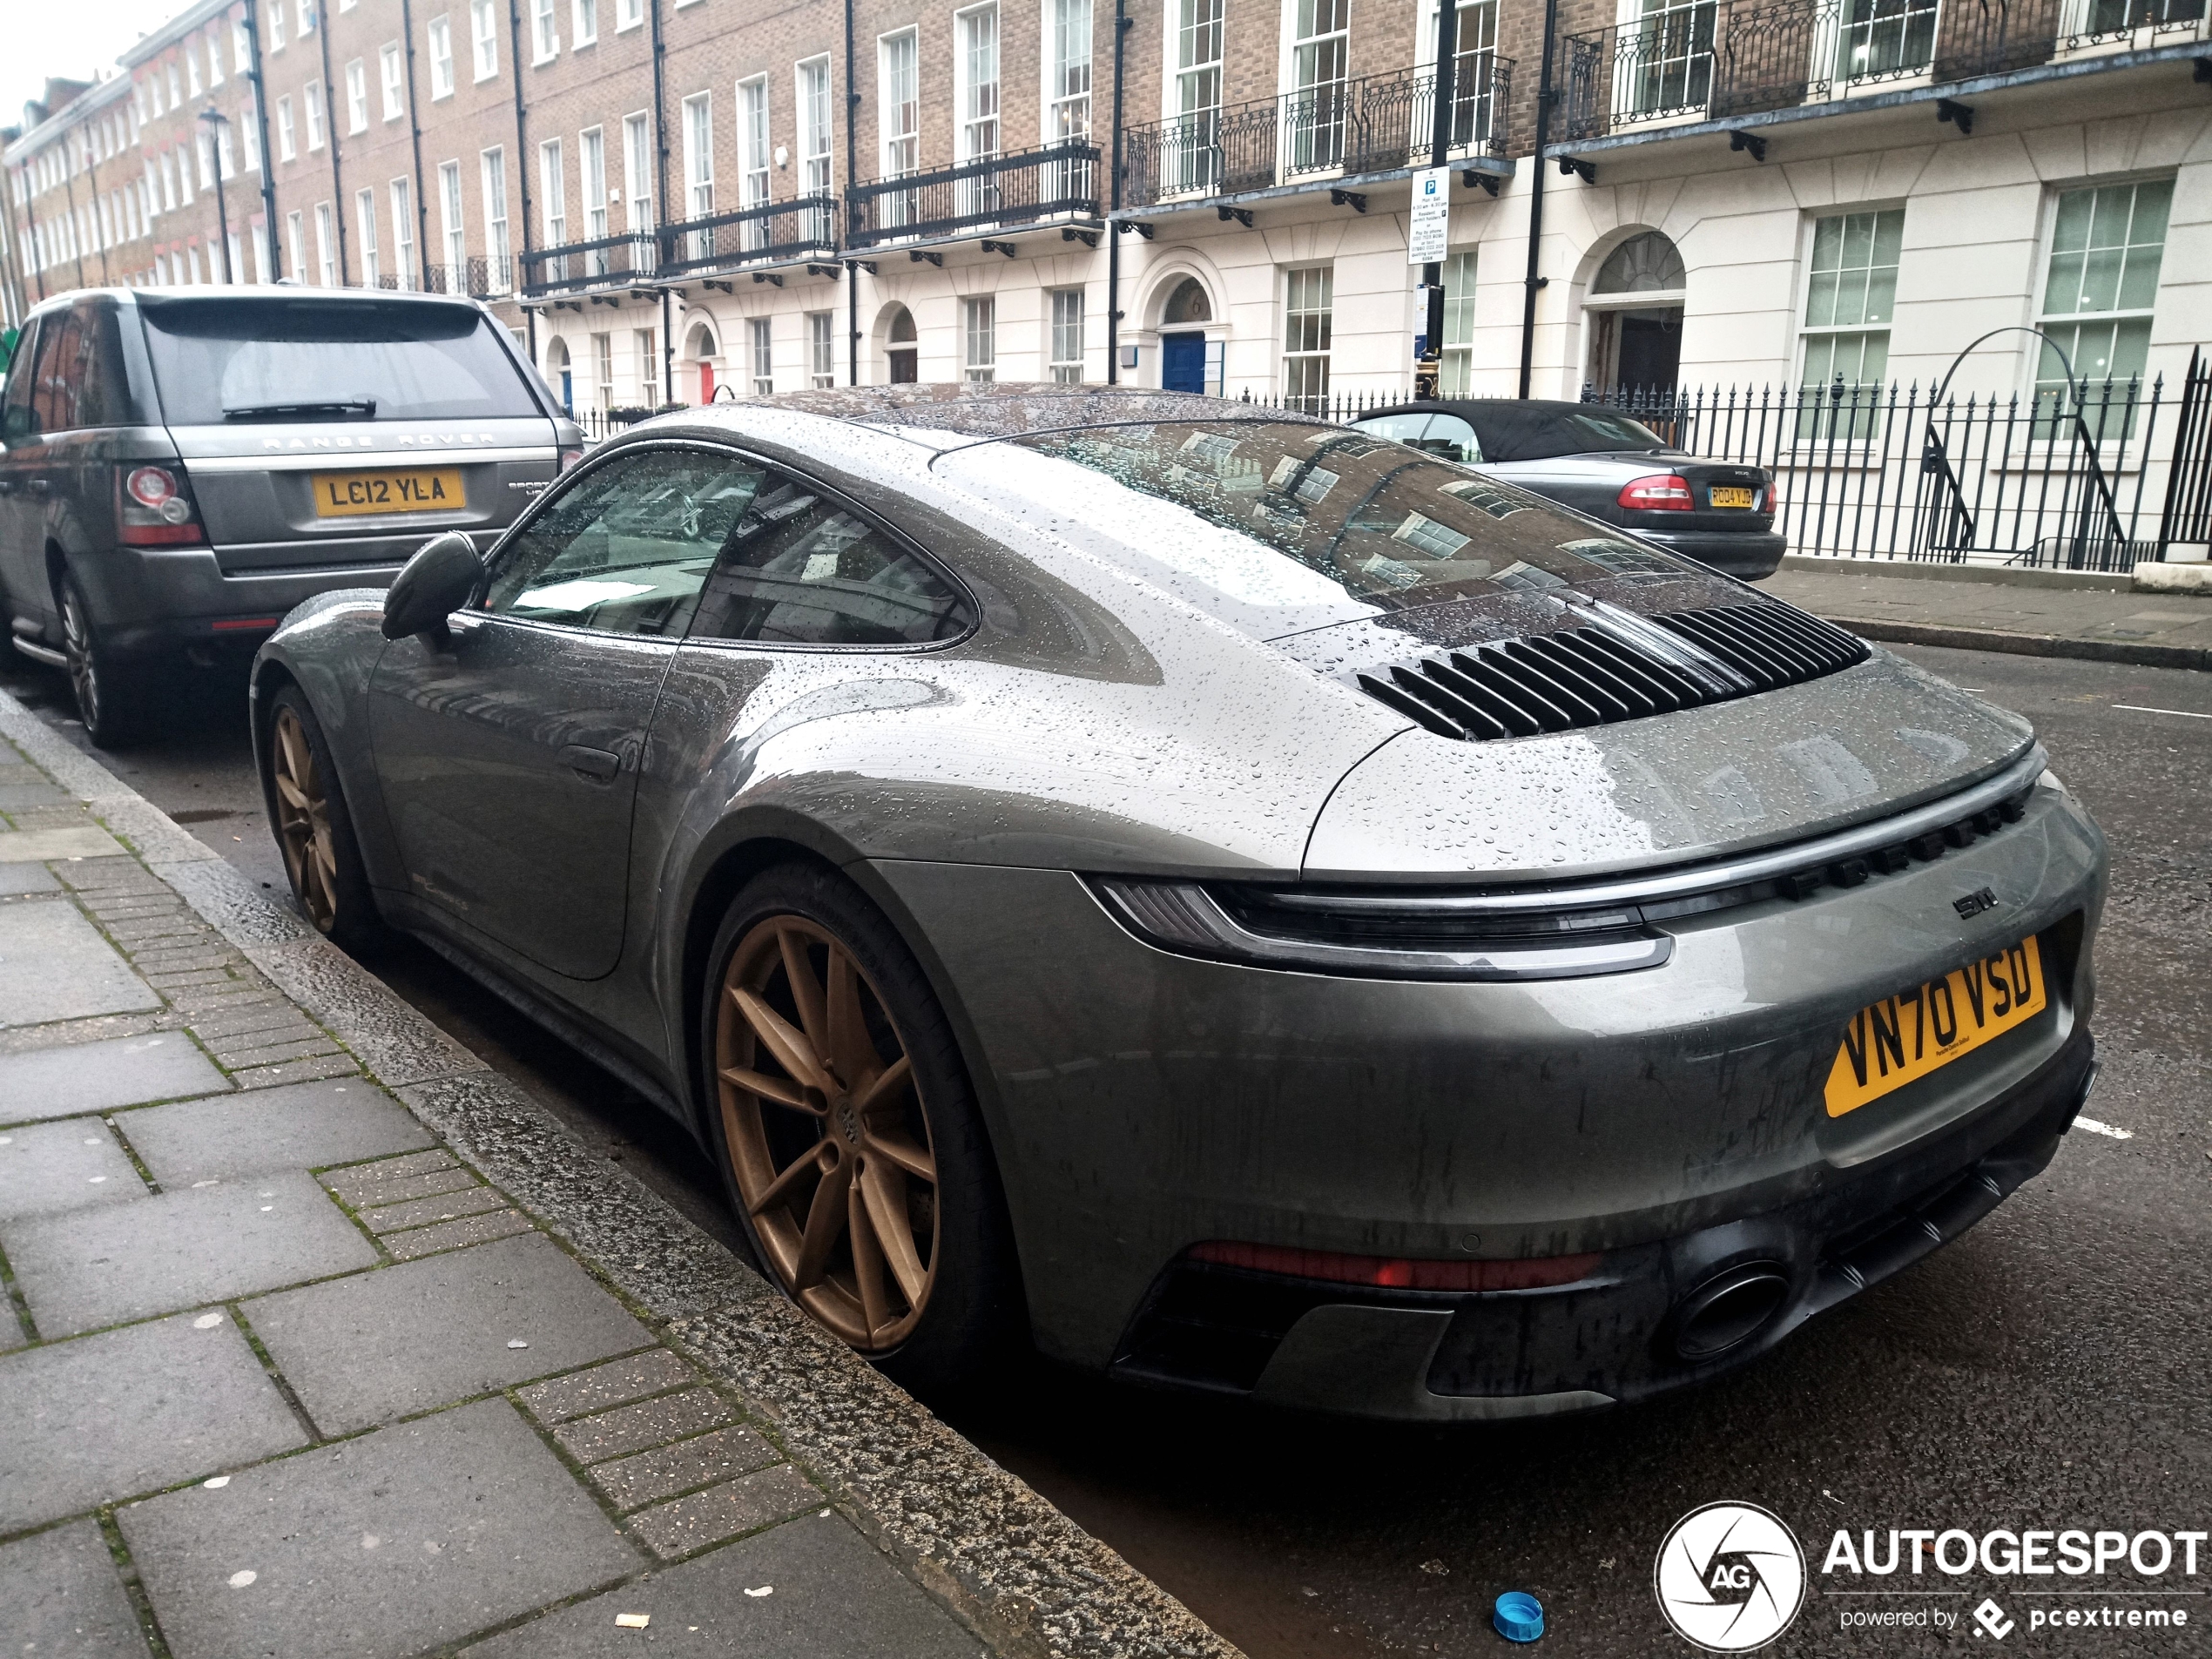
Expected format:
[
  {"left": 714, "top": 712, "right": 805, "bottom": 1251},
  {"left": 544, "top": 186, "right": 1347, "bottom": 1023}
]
[{"left": 381, "top": 532, "right": 483, "bottom": 645}]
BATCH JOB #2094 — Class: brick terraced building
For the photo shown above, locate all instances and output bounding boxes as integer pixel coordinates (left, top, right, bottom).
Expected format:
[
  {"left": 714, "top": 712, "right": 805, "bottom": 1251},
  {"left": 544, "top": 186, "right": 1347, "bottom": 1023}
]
[{"left": 5, "top": 0, "right": 2209, "bottom": 420}]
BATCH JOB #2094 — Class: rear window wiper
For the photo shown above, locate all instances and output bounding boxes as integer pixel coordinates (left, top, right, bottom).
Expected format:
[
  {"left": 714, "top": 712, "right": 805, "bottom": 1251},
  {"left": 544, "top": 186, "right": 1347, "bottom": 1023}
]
[{"left": 222, "top": 398, "right": 378, "bottom": 421}]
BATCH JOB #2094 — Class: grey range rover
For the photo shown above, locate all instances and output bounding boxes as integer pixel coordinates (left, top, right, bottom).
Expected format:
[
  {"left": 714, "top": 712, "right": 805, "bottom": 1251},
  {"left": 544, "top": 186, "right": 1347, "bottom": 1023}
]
[{"left": 0, "top": 286, "right": 583, "bottom": 743}]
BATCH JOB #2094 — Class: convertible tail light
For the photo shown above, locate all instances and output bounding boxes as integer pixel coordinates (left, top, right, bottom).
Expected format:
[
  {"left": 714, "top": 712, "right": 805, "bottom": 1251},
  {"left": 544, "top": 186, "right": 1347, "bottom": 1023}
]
[
  {"left": 1618, "top": 473, "right": 1696, "bottom": 511},
  {"left": 1190, "top": 1239, "right": 1604, "bottom": 1293},
  {"left": 117, "top": 463, "right": 207, "bottom": 547}
]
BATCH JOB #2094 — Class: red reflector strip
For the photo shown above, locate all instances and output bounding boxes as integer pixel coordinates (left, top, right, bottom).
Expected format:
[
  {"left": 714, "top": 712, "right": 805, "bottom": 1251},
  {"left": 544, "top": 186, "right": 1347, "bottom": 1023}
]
[
  {"left": 118, "top": 523, "right": 208, "bottom": 546},
  {"left": 1189, "top": 1239, "right": 1602, "bottom": 1292},
  {"left": 212, "top": 618, "right": 281, "bottom": 632}
]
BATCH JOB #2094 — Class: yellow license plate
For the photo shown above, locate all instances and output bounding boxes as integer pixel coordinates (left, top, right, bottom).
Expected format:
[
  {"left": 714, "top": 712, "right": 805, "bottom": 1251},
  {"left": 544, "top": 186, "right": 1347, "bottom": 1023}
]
[
  {"left": 1709, "top": 486, "right": 1757, "bottom": 509},
  {"left": 1824, "top": 936, "right": 2046, "bottom": 1117},
  {"left": 312, "top": 469, "right": 465, "bottom": 517}
]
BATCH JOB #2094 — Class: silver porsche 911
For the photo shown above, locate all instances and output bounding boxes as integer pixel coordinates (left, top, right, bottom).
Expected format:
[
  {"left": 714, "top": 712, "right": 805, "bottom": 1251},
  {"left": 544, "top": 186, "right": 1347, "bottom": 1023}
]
[{"left": 253, "top": 385, "right": 2105, "bottom": 1419}]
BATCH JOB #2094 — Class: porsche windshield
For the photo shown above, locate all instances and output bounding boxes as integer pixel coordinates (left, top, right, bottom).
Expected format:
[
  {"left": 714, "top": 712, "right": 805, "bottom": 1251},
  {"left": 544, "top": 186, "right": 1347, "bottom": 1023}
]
[{"left": 1010, "top": 421, "right": 1688, "bottom": 609}]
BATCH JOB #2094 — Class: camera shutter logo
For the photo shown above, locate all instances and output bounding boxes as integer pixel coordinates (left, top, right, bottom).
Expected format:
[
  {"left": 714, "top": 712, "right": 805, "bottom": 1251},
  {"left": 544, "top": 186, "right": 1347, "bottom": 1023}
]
[{"left": 1654, "top": 1501, "right": 1807, "bottom": 1651}]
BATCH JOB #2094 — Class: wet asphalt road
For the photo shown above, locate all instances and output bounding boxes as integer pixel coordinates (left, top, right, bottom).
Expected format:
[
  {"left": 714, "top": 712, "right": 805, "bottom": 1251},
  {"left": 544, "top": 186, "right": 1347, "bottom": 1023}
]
[{"left": 4, "top": 642, "right": 2206, "bottom": 1659}]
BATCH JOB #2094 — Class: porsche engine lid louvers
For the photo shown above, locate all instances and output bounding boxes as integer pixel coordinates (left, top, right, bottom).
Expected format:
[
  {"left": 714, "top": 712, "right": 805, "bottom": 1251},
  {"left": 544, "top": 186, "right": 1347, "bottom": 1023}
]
[{"left": 1357, "top": 602, "right": 1871, "bottom": 742}]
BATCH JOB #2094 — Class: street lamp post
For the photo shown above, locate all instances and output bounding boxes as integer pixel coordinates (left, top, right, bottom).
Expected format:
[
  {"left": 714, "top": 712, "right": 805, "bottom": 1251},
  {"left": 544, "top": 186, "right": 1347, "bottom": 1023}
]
[{"left": 199, "top": 106, "right": 233, "bottom": 284}]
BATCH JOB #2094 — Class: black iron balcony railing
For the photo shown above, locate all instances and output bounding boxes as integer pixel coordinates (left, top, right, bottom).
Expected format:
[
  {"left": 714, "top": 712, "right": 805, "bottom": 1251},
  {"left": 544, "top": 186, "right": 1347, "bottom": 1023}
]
[
  {"left": 517, "top": 229, "right": 661, "bottom": 299},
  {"left": 1121, "top": 60, "right": 1512, "bottom": 211},
  {"left": 658, "top": 195, "right": 838, "bottom": 279},
  {"left": 2065, "top": 0, "right": 2207, "bottom": 48},
  {"left": 1561, "top": 0, "right": 2064, "bottom": 141},
  {"left": 424, "top": 256, "right": 512, "bottom": 300},
  {"left": 847, "top": 139, "right": 1101, "bottom": 248}
]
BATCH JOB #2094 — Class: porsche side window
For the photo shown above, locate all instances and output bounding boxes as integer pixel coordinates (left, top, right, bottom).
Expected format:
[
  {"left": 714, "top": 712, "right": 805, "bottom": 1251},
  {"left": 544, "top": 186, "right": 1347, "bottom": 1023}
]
[
  {"left": 482, "top": 448, "right": 766, "bottom": 637},
  {"left": 685, "top": 469, "right": 971, "bottom": 648}
]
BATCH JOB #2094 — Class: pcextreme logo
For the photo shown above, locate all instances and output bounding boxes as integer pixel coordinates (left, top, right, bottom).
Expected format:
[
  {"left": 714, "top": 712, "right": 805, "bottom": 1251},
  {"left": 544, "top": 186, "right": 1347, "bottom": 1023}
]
[{"left": 1655, "top": 1502, "right": 1810, "bottom": 1652}]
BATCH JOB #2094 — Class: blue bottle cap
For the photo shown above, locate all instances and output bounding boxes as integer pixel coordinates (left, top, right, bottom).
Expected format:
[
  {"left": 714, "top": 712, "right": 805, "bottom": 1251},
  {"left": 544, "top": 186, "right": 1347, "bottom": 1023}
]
[{"left": 1494, "top": 1591, "right": 1544, "bottom": 1643}]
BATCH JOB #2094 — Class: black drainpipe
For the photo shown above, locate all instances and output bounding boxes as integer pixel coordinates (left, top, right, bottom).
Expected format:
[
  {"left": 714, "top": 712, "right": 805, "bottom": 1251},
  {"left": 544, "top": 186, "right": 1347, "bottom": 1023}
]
[
  {"left": 844, "top": 0, "right": 860, "bottom": 386},
  {"left": 649, "top": 0, "right": 671, "bottom": 402},
  {"left": 1106, "top": 0, "right": 1126, "bottom": 385},
  {"left": 399, "top": 0, "right": 431, "bottom": 287},
  {"left": 504, "top": 0, "right": 534, "bottom": 354},
  {"left": 244, "top": 0, "right": 281, "bottom": 280},
  {"left": 1517, "top": 0, "right": 1558, "bottom": 398},
  {"left": 314, "top": 0, "right": 347, "bottom": 282}
]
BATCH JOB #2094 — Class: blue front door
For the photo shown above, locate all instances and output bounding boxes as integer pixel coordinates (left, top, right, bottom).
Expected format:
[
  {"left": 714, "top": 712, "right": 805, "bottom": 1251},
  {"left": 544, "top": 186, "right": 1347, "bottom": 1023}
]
[{"left": 1162, "top": 332, "right": 1206, "bottom": 394}]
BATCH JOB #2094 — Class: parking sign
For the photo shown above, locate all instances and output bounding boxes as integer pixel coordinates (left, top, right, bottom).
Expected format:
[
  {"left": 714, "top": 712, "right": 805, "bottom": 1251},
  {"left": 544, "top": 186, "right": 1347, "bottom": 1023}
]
[{"left": 1408, "top": 166, "right": 1451, "bottom": 265}]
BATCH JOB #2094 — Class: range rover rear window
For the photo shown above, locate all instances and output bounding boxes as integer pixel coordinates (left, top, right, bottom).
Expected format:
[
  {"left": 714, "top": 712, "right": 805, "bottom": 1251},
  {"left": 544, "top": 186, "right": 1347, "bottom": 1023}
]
[{"left": 138, "top": 297, "right": 541, "bottom": 426}]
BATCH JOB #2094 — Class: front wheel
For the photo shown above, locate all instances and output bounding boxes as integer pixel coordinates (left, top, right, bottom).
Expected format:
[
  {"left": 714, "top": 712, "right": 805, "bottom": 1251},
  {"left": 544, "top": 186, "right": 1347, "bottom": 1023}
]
[{"left": 701, "top": 864, "right": 1017, "bottom": 1393}]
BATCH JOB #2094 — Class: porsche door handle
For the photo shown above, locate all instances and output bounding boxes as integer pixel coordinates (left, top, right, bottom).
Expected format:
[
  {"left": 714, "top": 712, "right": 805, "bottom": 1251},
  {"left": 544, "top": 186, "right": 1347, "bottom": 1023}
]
[{"left": 563, "top": 745, "right": 622, "bottom": 784}]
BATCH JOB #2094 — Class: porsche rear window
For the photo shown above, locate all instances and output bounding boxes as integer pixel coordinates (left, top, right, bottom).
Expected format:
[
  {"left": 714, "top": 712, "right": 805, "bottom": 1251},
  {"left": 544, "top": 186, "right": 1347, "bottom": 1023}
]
[{"left": 1011, "top": 421, "right": 1693, "bottom": 610}]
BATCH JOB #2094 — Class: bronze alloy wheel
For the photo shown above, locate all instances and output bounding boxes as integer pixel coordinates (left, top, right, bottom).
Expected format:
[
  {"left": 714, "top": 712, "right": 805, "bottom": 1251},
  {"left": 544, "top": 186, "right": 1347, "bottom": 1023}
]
[
  {"left": 270, "top": 705, "right": 340, "bottom": 933},
  {"left": 715, "top": 915, "right": 941, "bottom": 1351},
  {"left": 60, "top": 586, "right": 101, "bottom": 734}
]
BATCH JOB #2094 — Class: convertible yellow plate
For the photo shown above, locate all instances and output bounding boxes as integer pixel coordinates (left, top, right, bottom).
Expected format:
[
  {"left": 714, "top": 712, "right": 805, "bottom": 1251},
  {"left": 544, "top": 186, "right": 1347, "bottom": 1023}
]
[
  {"left": 1824, "top": 936, "right": 2046, "bottom": 1117},
  {"left": 1709, "top": 485, "right": 1757, "bottom": 509},
  {"left": 313, "top": 468, "right": 465, "bottom": 517}
]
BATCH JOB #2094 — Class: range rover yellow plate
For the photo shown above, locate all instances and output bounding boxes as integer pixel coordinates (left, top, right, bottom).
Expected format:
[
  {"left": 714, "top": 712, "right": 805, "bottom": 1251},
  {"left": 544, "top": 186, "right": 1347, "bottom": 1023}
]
[
  {"left": 313, "top": 469, "right": 465, "bottom": 517},
  {"left": 1824, "top": 936, "right": 2046, "bottom": 1117},
  {"left": 1709, "top": 485, "right": 1757, "bottom": 509}
]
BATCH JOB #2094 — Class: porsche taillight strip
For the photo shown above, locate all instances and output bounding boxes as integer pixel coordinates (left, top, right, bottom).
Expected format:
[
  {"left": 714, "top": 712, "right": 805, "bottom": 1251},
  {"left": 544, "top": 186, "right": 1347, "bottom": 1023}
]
[{"left": 1358, "top": 603, "right": 1871, "bottom": 743}]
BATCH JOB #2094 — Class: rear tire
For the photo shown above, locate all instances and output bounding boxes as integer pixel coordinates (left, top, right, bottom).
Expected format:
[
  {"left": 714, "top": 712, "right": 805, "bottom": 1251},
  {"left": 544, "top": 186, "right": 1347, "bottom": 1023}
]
[
  {"left": 699, "top": 862, "right": 1018, "bottom": 1394},
  {"left": 264, "top": 685, "right": 383, "bottom": 949},
  {"left": 60, "top": 573, "right": 155, "bottom": 748}
]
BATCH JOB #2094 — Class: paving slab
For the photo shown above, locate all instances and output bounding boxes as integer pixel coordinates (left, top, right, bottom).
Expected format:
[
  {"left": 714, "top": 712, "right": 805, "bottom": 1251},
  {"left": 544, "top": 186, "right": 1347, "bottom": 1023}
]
[
  {"left": 555, "top": 1388, "right": 733, "bottom": 1466},
  {"left": 0, "top": 1312, "right": 307, "bottom": 1529},
  {"left": 629, "top": 1465, "right": 821, "bottom": 1561},
  {"left": 383, "top": 1206, "right": 536, "bottom": 1258},
  {"left": 518, "top": 1349, "right": 699, "bottom": 1425},
  {"left": 0, "top": 1031, "right": 230, "bottom": 1124},
  {"left": 0, "top": 827, "right": 128, "bottom": 861},
  {"left": 0, "top": 900, "right": 162, "bottom": 1028},
  {"left": 0, "top": 1517, "right": 152, "bottom": 1657},
  {"left": 118, "top": 1397, "right": 640, "bottom": 1659},
  {"left": 2, "top": 1168, "right": 379, "bottom": 1338},
  {"left": 461, "top": 1512, "right": 981, "bottom": 1658},
  {"left": 0, "top": 860, "right": 61, "bottom": 894},
  {"left": 242, "top": 1231, "right": 655, "bottom": 1435},
  {"left": 118, "top": 1076, "right": 434, "bottom": 1186},
  {"left": 0, "top": 1118, "right": 145, "bottom": 1221},
  {"left": 592, "top": 1426, "right": 781, "bottom": 1512}
]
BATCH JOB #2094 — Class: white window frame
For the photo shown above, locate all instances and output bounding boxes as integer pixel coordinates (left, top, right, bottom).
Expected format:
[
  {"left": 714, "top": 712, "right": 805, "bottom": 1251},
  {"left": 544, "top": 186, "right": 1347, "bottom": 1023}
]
[
  {"left": 278, "top": 98, "right": 298, "bottom": 163},
  {"left": 391, "top": 176, "right": 416, "bottom": 288},
  {"left": 429, "top": 15, "right": 456, "bottom": 98},
  {"left": 187, "top": 40, "right": 204, "bottom": 98},
  {"left": 269, "top": 2, "right": 287, "bottom": 51},
  {"left": 581, "top": 125, "right": 610, "bottom": 250},
  {"left": 624, "top": 111, "right": 654, "bottom": 234},
  {"left": 2033, "top": 174, "right": 2171, "bottom": 415},
  {"left": 541, "top": 137, "right": 567, "bottom": 252},
  {"left": 1045, "top": 0, "right": 1092, "bottom": 145},
  {"left": 1167, "top": 0, "right": 1224, "bottom": 120},
  {"left": 1049, "top": 287, "right": 1084, "bottom": 381},
  {"left": 964, "top": 296, "right": 997, "bottom": 383},
  {"left": 533, "top": 0, "right": 559, "bottom": 62},
  {"left": 1281, "top": 264, "right": 1333, "bottom": 411},
  {"left": 616, "top": 0, "right": 644, "bottom": 30},
  {"left": 472, "top": 0, "right": 501, "bottom": 81},
  {"left": 314, "top": 199, "right": 337, "bottom": 287},
  {"left": 879, "top": 30, "right": 919, "bottom": 179},
  {"left": 1795, "top": 206, "right": 1904, "bottom": 400},
  {"left": 438, "top": 158, "right": 467, "bottom": 280},
  {"left": 808, "top": 310, "right": 835, "bottom": 387},
  {"left": 574, "top": 0, "right": 599, "bottom": 46},
  {"left": 304, "top": 79, "right": 327, "bottom": 152},
  {"left": 482, "top": 147, "right": 511, "bottom": 292},
  {"left": 956, "top": 3, "right": 1001, "bottom": 165},
  {"left": 1439, "top": 247, "right": 1479, "bottom": 395},
  {"left": 356, "top": 186, "right": 381, "bottom": 284},
  {"left": 682, "top": 91, "right": 713, "bottom": 251},
  {"left": 208, "top": 22, "right": 226, "bottom": 84},
  {"left": 346, "top": 58, "right": 368, "bottom": 134},
  {"left": 738, "top": 77, "right": 771, "bottom": 210},
  {"left": 382, "top": 44, "right": 406, "bottom": 120},
  {"left": 751, "top": 316, "right": 773, "bottom": 395}
]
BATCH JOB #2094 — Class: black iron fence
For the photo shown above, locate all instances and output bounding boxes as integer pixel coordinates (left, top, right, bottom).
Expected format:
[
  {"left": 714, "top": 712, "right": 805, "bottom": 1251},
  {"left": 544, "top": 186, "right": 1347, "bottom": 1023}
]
[
  {"left": 847, "top": 141, "right": 1101, "bottom": 249},
  {"left": 1561, "top": 0, "right": 2092, "bottom": 139},
  {"left": 1238, "top": 373, "right": 2208, "bottom": 569},
  {"left": 1122, "top": 60, "right": 1513, "bottom": 210},
  {"left": 660, "top": 197, "right": 838, "bottom": 279},
  {"left": 517, "top": 230, "right": 660, "bottom": 298},
  {"left": 424, "top": 256, "right": 512, "bottom": 300}
]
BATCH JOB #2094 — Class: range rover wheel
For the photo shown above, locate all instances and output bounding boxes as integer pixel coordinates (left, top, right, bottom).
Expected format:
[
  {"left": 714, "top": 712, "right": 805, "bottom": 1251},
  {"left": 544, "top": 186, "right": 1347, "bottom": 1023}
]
[
  {"left": 60, "top": 575, "right": 153, "bottom": 748},
  {"left": 265, "top": 685, "right": 381, "bottom": 948},
  {"left": 702, "top": 864, "right": 1015, "bottom": 1391}
]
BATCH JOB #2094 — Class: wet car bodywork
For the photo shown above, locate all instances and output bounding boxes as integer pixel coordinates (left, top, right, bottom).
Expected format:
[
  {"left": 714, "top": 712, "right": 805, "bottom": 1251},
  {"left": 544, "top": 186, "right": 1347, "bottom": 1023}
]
[{"left": 253, "top": 384, "right": 2104, "bottom": 1420}]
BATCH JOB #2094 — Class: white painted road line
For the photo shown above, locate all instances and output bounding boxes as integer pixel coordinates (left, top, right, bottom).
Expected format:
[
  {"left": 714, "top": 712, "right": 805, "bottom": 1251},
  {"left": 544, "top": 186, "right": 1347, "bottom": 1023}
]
[
  {"left": 2074, "top": 1116, "right": 2134, "bottom": 1140},
  {"left": 2113, "top": 705, "right": 2212, "bottom": 719}
]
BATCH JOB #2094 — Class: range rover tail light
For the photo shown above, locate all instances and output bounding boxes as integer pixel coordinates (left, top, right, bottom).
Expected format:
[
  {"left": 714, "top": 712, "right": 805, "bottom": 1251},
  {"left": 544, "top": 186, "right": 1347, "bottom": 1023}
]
[{"left": 117, "top": 464, "right": 207, "bottom": 547}]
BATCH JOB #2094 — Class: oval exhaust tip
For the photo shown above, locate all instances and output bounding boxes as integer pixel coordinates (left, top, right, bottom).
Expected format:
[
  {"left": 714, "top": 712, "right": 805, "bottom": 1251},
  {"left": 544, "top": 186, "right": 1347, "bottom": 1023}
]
[{"left": 1669, "top": 1262, "right": 1791, "bottom": 1362}]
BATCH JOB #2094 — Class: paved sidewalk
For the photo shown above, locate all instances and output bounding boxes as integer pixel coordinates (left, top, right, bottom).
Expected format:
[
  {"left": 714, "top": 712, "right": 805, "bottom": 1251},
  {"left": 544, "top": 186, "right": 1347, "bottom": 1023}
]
[
  {"left": 1765, "top": 556, "right": 2212, "bottom": 671},
  {"left": 0, "top": 704, "right": 1232, "bottom": 1659}
]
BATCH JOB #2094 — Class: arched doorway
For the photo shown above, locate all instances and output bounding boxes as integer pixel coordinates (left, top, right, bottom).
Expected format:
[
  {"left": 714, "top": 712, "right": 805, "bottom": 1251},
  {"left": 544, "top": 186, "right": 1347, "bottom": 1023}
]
[
  {"left": 1158, "top": 277, "right": 1211, "bottom": 394},
  {"left": 687, "top": 322, "right": 720, "bottom": 404},
  {"left": 1583, "top": 231, "right": 1686, "bottom": 396},
  {"left": 883, "top": 305, "right": 918, "bottom": 383},
  {"left": 545, "top": 337, "right": 573, "bottom": 416}
]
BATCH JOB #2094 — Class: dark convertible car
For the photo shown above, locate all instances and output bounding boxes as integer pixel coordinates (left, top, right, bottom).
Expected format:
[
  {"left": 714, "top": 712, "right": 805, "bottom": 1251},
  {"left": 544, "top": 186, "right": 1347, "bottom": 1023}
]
[{"left": 254, "top": 385, "right": 2103, "bottom": 1418}]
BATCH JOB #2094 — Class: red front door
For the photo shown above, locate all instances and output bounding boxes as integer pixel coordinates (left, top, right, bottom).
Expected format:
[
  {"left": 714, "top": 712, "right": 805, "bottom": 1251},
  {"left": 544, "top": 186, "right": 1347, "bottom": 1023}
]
[{"left": 698, "top": 361, "right": 715, "bottom": 404}]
